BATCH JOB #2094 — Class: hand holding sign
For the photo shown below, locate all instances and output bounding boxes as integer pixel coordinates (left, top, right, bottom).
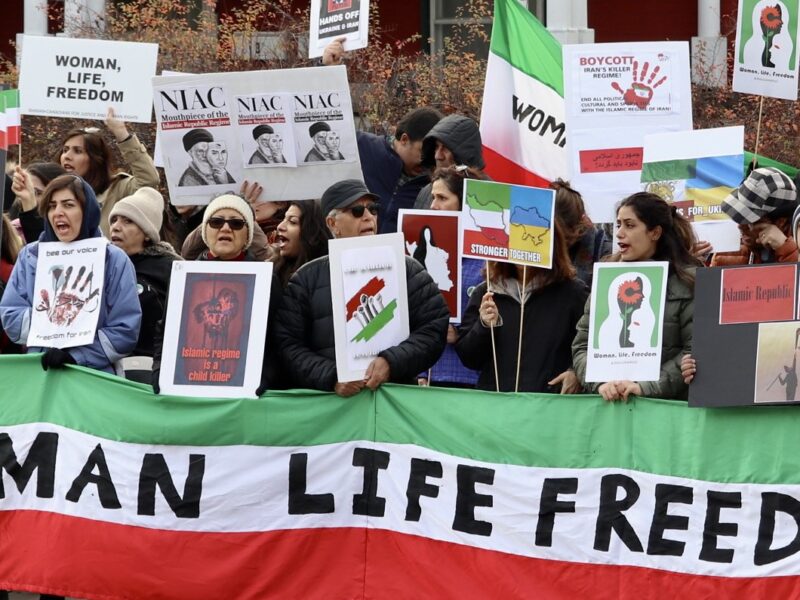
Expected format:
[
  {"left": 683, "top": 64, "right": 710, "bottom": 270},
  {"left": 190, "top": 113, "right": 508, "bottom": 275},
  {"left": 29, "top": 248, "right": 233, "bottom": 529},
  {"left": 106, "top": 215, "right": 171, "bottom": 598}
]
[
  {"left": 322, "top": 36, "right": 348, "bottom": 65},
  {"left": 104, "top": 106, "right": 130, "bottom": 143}
]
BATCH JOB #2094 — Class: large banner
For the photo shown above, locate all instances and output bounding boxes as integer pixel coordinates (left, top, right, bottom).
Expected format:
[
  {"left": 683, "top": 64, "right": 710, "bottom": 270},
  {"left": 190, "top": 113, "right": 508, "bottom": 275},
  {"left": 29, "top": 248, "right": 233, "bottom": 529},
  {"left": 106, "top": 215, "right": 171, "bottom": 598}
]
[
  {"left": 19, "top": 35, "right": 158, "bottom": 123},
  {"left": 153, "top": 66, "right": 362, "bottom": 205},
  {"left": 3, "top": 356, "right": 800, "bottom": 598}
]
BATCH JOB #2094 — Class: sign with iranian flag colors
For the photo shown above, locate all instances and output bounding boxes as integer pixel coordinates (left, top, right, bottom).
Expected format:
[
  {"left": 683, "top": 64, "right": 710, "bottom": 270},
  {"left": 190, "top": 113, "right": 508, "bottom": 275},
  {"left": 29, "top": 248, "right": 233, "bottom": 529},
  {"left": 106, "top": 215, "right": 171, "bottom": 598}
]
[
  {"left": 4, "top": 356, "right": 800, "bottom": 598},
  {"left": 2, "top": 89, "right": 19, "bottom": 145},
  {"left": 462, "top": 179, "right": 555, "bottom": 268}
]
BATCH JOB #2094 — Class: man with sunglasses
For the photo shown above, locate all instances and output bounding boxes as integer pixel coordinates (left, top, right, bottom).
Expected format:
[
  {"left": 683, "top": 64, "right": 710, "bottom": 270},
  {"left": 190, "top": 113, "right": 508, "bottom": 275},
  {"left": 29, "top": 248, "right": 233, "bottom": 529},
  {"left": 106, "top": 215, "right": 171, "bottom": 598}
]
[{"left": 276, "top": 179, "right": 449, "bottom": 397}]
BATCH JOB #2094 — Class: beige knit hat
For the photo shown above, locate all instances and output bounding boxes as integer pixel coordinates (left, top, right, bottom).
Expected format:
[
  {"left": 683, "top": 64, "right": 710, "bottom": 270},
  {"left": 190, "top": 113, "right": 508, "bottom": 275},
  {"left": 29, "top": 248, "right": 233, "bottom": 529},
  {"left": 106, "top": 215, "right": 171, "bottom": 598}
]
[
  {"left": 108, "top": 187, "right": 164, "bottom": 243},
  {"left": 201, "top": 193, "right": 255, "bottom": 249}
]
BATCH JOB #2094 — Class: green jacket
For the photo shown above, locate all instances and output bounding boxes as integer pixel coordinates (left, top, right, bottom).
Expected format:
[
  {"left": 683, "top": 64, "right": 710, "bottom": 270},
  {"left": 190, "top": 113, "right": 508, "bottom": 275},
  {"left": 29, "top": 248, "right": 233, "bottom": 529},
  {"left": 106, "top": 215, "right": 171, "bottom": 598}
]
[{"left": 572, "top": 272, "right": 694, "bottom": 400}]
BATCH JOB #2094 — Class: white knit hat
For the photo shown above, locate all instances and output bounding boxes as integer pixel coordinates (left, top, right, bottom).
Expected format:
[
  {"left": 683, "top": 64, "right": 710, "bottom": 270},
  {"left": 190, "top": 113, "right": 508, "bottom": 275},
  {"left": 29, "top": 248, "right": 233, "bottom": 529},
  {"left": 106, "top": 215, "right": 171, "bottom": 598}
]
[
  {"left": 201, "top": 193, "right": 255, "bottom": 249},
  {"left": 108, "top": 187, "right": 164, "bottom": 243}
]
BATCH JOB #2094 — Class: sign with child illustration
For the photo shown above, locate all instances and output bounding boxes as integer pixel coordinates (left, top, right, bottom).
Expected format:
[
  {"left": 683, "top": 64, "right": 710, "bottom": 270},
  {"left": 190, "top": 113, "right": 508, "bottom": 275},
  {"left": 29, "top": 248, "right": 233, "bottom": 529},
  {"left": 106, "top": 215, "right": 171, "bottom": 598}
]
[{"left": 585, "top": 262, "right": 668, "bottom": 383}]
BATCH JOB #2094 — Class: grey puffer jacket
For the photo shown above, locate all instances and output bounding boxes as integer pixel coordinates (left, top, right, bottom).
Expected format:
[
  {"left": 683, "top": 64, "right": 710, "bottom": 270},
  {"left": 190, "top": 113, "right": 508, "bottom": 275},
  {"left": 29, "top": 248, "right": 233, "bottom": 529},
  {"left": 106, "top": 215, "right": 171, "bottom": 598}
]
[{"left": 275, "top": 255, "right": 449, "bottom": 390}]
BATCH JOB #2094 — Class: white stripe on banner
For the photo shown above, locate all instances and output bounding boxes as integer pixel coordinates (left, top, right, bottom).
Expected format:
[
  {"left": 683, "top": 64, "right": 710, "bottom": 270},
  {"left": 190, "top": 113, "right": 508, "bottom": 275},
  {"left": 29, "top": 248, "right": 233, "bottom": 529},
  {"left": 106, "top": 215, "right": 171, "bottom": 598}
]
[{"left": 2, "top": 423, "right": 800, "bottom": 578}]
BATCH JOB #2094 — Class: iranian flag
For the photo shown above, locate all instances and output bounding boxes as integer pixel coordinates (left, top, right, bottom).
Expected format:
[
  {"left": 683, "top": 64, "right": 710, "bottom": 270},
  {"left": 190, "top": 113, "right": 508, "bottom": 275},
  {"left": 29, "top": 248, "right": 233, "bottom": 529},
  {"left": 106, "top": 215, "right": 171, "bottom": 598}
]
[
  {"left": 4, "top": 355, "right": 800, "bottom": 598},
  {"left": 3, "top": 89, "right": 20, "bottom": 145},
  {"left": 480, "top": 0, "right": 567, "bottom": 187},
  {"left": 0, "top": 92, "right": 6, "bottom": 151}
]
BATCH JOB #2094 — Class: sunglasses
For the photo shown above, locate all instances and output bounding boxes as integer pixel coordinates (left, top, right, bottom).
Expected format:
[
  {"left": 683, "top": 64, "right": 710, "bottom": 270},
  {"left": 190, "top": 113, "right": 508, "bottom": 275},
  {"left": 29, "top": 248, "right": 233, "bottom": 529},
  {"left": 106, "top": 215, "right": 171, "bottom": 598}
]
[
  {"left": 207, "top": 217, "right": 247, "bottom": 231},
  {"left": 342, "top": 203, "right": 379, "bottom": 218}
]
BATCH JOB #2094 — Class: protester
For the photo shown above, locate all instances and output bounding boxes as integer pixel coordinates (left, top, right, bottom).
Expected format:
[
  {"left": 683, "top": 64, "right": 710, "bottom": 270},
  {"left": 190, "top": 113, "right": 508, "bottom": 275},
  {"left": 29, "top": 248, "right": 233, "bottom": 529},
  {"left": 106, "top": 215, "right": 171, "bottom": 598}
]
[
  {"left": 272, "top": 200, "right": 331, "bottom": 287},
  {"left": 456, "top": 217, "right": 587, "bottom": 393},
  {"left": 413, "top": 114, "right": 486, "bottom": 210},
  {"left": 9, "top": 162, "right": 66, "bottom": 242},
  {"left": 0, "top": 215, "right": 23, "bottom": 354},
  {"left": 108, "top": 187, "right": 181, "bottom": 381},
  {"left": 0, "top": 175, "right": 141, "bottom": 372},
  {"left": 551, "top": 179, "right": 611, "bottom": 288},
  {"left": 711, "top": 167, "right": 798, "bottom": 265},
  {"left": 275, "top": 179, "right": 449, "bottom": 396},
  {"left": 572, "top": 192, "right": 702, "bottom": 402}
]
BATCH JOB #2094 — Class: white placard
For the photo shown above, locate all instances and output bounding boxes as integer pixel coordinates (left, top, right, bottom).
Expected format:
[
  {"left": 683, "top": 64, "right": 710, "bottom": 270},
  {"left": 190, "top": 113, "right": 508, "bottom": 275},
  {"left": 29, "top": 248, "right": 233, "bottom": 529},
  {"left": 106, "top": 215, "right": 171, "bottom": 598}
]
[
  {"left": 19, "top": 35, "right": 158, "bottom": 123},
  {"left": 28, "top": 238, "right": 107, "bottom": 349},
  {"left": 329, "top": 233, "right": 410, "bottom": 382},
  {"left": 309, "top": 0, "right": 370, "bottom": 59},
  {"left": 159, "top": 261, "right": 272, "bottom": 398}
]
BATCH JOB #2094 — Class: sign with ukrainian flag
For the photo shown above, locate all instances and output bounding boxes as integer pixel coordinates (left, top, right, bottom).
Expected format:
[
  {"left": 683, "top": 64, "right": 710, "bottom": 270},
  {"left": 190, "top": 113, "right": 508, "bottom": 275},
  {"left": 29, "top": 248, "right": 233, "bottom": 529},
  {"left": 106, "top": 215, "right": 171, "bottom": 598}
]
[{"left": 462, "top": 179, "right": 555, "bottom": 269}]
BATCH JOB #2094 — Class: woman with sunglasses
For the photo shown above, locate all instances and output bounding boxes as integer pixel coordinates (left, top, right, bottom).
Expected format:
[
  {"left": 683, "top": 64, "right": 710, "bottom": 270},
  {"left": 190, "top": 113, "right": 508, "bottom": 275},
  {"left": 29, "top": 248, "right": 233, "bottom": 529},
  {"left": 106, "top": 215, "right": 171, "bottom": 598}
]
[
  {"left": 0, "top": 175, "right": 141, "bottom": 373},
  {"left": 55, "top": 107, "right": 160, "bottom": 237},
  {"left": 10, "top": 162, "right": 66, "bottom": 242},
  {"left": 272, "top": 200, "right": 331, "bottom": 287}
]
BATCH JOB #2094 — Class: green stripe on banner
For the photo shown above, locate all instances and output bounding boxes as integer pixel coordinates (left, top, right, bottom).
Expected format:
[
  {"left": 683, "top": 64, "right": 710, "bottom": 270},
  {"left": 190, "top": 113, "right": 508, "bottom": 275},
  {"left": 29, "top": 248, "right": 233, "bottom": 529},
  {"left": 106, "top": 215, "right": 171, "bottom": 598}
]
[
  {"left": 5, "top": 355, "right": 800, "bottom": 484},
  {"left": 641, "top": 158, "right": 697, "bottom": 182},
  {"left": 490, "top": 0, "right": 563, "bottom": 95},
  {"left": 745, "top": 151, "right": 798, "bottom": 178}
]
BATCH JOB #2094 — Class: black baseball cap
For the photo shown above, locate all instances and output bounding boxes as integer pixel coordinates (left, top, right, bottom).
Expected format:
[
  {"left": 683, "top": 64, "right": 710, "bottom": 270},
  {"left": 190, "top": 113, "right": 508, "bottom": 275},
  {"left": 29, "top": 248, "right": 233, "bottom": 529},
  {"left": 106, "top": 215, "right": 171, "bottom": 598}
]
[{"left": 321, "top": 179, "right": 379, "bottom": 215}]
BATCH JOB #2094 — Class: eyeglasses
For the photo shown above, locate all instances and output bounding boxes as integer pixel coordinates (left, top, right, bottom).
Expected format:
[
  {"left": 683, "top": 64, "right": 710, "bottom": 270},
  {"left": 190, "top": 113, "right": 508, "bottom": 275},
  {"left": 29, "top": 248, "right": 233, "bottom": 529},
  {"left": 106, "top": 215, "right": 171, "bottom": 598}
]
[
  {"left": 341, "top": 203, "right": 379, "bottom": 218},
  {"left": 207, "top": 217, "right": 247, "bottom": 231}
]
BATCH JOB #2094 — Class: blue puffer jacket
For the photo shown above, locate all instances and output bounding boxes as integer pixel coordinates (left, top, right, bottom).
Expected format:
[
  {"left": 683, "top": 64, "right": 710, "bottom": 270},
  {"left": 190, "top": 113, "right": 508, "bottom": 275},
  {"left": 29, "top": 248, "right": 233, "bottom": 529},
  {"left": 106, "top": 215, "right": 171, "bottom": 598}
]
[{"left": 0, "top": 178, "right": 141, "bottom": 372}]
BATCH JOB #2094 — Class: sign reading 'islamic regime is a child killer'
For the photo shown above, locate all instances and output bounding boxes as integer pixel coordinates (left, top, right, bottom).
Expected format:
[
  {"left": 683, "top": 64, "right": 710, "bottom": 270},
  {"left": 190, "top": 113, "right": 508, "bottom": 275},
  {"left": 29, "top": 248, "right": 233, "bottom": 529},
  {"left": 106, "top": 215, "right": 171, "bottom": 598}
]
[{"left": 19, "top": 35, "right": 158, "bottom": 123}]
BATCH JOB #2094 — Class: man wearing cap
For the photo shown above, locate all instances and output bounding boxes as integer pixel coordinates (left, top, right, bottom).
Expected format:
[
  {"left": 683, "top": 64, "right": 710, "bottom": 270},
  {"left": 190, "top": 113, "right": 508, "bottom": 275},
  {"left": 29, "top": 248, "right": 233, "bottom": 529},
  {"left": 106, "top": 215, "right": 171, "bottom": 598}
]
[
  {"left": 178, "top": 128, "right": 216, "bottom": 186},
  {"left": 712, "top": 167, "right": 799, "bottom": 265},
  {"left": 275, "top": 179, "right": 449, "bottom": 396},
  {"left": 249, "top": 125, "right": 287, "bottom": 164},
  {"left": 305, "top": 121, "right": 331, "bottom": 162}
]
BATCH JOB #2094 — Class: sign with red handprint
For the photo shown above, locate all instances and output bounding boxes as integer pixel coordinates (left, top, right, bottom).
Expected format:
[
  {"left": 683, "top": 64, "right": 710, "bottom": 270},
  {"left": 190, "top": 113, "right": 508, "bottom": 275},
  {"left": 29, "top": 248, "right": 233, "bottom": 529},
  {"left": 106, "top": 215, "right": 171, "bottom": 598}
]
[{"left": 28, "top": 238, "right": 106, "bottom": 349}]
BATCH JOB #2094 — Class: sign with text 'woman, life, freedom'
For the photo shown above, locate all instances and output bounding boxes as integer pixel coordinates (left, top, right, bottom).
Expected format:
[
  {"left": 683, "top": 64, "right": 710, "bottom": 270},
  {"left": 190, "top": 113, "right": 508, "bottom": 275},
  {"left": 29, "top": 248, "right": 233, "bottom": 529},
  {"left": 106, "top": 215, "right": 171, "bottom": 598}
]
[{"left": 19, "top": 35, "right": 158, "bottom": 123}]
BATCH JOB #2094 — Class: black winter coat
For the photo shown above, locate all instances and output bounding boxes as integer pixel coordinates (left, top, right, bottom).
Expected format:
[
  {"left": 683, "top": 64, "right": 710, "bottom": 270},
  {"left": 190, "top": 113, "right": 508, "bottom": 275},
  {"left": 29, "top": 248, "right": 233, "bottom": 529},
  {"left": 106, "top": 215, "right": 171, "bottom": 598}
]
[
  {"left": 456, "top": 278, "right": 587, "bottom": 393},
  {"left": 130, "top": 242, "right": 180, "bottom": 357},
  {"left": 275, "top": 255, "right": 449, "bottom": 390}
]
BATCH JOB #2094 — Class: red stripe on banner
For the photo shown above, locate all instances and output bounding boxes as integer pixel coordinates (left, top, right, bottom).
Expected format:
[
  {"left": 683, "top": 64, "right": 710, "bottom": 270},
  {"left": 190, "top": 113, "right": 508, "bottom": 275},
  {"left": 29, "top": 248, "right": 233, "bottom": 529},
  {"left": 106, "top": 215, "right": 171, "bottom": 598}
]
[
  {"left": 482, "top": 145, "right": 552, "bottom": 188},
  {"left": 3, "top": 511, "right": 800, "bottom": 599},
  {"left": 346, "top": 276, "right": 385, "bottom": 320},
  {"left": 579, "top": 147, "right": 644, "bottom": 173}
]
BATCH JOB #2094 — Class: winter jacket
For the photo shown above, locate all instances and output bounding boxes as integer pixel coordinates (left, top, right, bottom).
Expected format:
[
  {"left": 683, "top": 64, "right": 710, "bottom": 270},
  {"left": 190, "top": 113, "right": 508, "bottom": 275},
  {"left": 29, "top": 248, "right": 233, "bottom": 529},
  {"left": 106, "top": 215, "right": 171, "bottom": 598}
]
[
  {"left": 414, "top": 115, "right": 485, "bottom": 210},
  {"left": 356, "top": 131, "right": 431, "bottom": 234},
  {"left": 0, "top": 179, "right": 141, "bottom": 373},
  {"left": 572, "top": 272, "right": 695, "bottom": 400},
  {"left": 456, "top": 277, "right": 587, "bottom": 392},
  {"left": 275, "top": 254, "right": 449, "bottom": 390}
]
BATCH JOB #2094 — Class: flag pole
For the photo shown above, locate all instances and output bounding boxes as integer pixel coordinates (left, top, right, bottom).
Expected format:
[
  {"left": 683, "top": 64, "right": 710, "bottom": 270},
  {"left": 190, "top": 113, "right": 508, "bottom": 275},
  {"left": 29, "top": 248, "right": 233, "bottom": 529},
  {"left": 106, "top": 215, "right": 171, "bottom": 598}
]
[
  {"left": 486, "top": 262, "right": 500, "bottom": 392},
  {"left": 753, "top": 95, "right": 765, "bottom": 167},
  {"left": 515, "top": 266, "right": 527, "bottom": 393}
]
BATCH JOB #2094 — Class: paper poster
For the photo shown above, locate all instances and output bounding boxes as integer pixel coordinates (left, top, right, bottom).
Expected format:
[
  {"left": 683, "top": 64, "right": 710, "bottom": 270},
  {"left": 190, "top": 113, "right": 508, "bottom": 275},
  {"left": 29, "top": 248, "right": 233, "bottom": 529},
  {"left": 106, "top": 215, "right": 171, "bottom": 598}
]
[
  {"left": 153, "top": 66, "right": 362, "bottom": 205},
  {"left": 398, "top": 209, "right": 462, "bottom": 322},
  {"left": 153, "top": 70, "right": 190, "bottom": 168},
  {"left": 754, "top": 321, "right": 800, "bottom": 402},
  {"left": 28, "top": 238, "right": 107, "bottom": 349},
  {"left": 329, "top": 233, "right": 410, "bottom": 382},
  {"left": 733, "top": 0, "right": 800, "bottom": 100},
  {"left": 461, "top": 180, "right": 555, "bottom": 268},
  {"left": 563, "top": 42, "right": 693, "bottom": 222},
  {"left": 585, "top": 262, "right": 669, "bottom": 383},
  {"left": 309, "top": 0, "right": 370, "bottom": 59},
  {"left": 19, "top": 35, "right": 158, "bottom": 123},
  {"left": 236, "top": 93, "right": 297, "bottom": 167},
  {"left": 158, "top": 261, "right": 272, "bottom": 398},
  {"left": 720, "top": 264, "right": 796, "bottom": 324}
]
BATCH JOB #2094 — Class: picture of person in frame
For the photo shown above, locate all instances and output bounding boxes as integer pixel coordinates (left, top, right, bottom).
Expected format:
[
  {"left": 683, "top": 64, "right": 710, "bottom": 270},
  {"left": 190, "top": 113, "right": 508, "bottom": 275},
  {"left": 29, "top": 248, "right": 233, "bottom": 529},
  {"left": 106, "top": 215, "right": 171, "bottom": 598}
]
[
  {"left": 304, "top": 121, "right": 332, "bottom": 162},
  {"left": 178, "top": 128, "right": 216, "bottom": 186},
  {"left": 249, "top": 124, "right": 287, "bottom": 164}
]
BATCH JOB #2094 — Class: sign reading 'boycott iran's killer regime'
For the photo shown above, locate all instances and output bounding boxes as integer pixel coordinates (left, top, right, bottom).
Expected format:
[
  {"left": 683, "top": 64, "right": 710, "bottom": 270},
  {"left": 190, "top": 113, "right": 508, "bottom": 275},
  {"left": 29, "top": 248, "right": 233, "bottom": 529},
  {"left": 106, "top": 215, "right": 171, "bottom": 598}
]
[
  {"left": 19, "top": 35, "right": 158, "bottom": 123},
  {"left": 461, "top": 179, "right": 555, "bottom": 268},
  {"left": 308, "top": 0, "right": 370, "bottom": 58}
]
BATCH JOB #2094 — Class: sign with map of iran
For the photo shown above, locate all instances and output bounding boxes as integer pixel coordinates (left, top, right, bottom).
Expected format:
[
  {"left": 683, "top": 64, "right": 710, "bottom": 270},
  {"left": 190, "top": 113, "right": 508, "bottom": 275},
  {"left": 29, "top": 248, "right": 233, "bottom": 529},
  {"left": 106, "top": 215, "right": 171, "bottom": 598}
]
[{"left": 461, "top": 179, "right": 555, "bottom": 269}]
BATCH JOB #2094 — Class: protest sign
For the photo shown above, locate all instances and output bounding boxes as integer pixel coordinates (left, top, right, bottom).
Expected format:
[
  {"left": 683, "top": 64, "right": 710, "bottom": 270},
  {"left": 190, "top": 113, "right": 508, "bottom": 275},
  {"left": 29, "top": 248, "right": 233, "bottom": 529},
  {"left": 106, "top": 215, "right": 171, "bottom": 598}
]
[
  {"left": 158, "top": 261, "right": 272, "bottom": 398},
  {"left": 19, "top": 35, "right": 158, "bottom": 123},
  {"left": 28, "top": 238, "right": 106, "bottom": 349},
  {"left": 309, "top": 0, "right": 370, "bottom": 59},
  {"left": 732, "top": 0, "right": 800, "bottom": 100},
  {"left": 329, "top": 233, "right": 410, "bottom": 382},
  {"left": 563, "top": 42, "right": 693, "bottom": 222},
  {"left": 461, "top": 179, "right": 555, "bottom": 268},
  {"left": 153, "top": 66, "right": 361, "bottom": 205},
  {"left": 398, "top": 209, "right": 462, "bottom": 322},
  {"left": 585, "top": 262, "right": 668, "bottom": 383},
  {"left": 691, "top": 263, "right": 800, "bottom": 406},
  {"left": 153, "top": 70, "right": 189, "bottom": 168},
  {"left": 641, "top": 126, "right": 745, "bottom": 252}
]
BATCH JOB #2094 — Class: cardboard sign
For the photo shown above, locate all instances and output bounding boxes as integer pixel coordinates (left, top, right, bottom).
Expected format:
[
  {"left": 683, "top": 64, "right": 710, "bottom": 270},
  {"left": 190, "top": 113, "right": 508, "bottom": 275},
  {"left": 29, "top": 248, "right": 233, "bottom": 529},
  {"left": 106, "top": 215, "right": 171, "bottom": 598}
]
[
  {"left": 159, "top": 261, "right": 272, "bottom": 398},
  {"left": 720, "top": 264, "right": 796, "bottom": 324},
  {"left": 329, "top": 233, "right": 410, "bottom": 382},
  {"left": 585, "top": 262, "right": 669, "bottom": 383},
  {"left": 398, "top": 209, "right": 462, "bottom": 323},
  {"left": 19, "top": 35, "right": 158, "bottom": 123},
  {"left": 309, "top": 0, "right": 370, "bottom": 59},
  {"left": 29, "top": 238, "right": 107, "bottom": 349},
  {"left": 732, "top": 0, "right": 800, "bottom": 101},
  {"left": 461, "top": 180, "right": 555, "bottom": 268}
]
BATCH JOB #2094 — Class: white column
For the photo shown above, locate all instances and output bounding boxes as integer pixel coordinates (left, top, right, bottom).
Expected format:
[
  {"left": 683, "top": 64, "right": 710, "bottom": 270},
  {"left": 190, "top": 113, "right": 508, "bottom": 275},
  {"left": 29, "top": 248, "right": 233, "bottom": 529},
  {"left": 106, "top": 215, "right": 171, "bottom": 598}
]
[
  {"left": 24, "top": 0, "right": 48, "bottom": 35},
  {"left": 692, "top": 0, "right": 726, "bottom": 87},
  {"left": 698, "top": 0, "right": 721, "bottom": 37},
  {"left": 546, "top": 0, "right": 594, "bottom": 44},
  {"left": 64, "top": 0, "right": 106, "bottom": 36}
]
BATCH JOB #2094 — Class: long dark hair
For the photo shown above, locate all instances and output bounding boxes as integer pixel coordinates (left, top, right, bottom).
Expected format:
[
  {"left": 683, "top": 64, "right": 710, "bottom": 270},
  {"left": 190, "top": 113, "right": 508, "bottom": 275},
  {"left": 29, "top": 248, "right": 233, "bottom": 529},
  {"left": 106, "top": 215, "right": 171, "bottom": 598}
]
[
  {"left": 551, "top": 178, "right": 591, "bottom": 248},
  {"left": 616, "top": 192, "right": 701, "bottom": 285},
  {"left": 430, "top": 165, "right": 488, "bottom": 209},
  {"left": 55, "top": 129, "right": 115, "bottom": 195},
  {"left": 273, "top": 200, "right": 331, "bottom": 286}
]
